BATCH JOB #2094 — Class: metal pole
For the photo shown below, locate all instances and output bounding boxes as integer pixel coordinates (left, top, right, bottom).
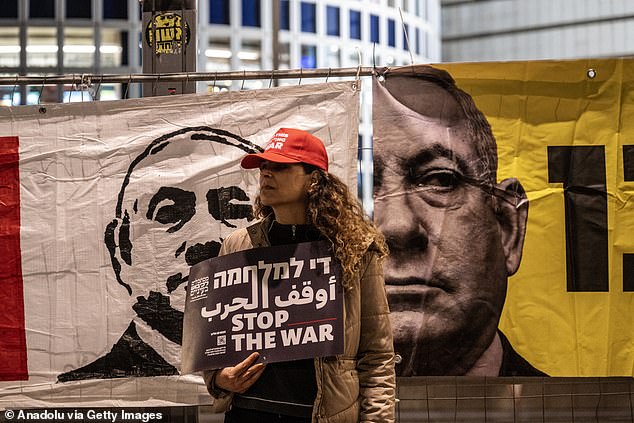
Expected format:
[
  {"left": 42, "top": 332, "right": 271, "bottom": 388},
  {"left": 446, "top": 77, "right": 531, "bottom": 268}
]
[{"left": 0, "top": 67, "right": 375, "bottom": 86}]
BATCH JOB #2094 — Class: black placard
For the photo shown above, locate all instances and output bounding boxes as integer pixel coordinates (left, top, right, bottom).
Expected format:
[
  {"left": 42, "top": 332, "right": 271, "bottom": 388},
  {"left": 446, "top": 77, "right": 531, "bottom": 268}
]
[{"left": 181, "top": 240, "right": 344, "bottom": 373}]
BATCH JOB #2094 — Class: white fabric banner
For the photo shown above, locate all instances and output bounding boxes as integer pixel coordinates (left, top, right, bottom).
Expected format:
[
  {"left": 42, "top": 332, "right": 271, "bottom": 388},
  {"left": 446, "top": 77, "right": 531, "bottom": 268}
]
[{"left": 0, "top": 81, "right": 359, "bottom": 407}]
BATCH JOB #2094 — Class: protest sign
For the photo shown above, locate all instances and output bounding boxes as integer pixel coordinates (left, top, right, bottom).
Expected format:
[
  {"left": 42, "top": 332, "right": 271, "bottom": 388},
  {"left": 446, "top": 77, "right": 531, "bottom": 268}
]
[{"left": 182, "top": 240, "right": 344, "bottom": 373}]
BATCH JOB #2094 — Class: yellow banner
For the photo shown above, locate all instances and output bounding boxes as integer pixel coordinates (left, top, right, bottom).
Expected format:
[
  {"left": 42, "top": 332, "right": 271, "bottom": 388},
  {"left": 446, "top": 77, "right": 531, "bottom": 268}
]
[{"left": 434, "top": 59, "right": 634, "bottom": 376}]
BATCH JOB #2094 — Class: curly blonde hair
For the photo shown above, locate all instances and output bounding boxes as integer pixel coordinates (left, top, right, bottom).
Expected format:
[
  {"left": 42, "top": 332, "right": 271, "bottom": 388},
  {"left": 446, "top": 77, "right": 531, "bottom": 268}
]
[{"left": 254, "top": 167, "right": 388, "bottom": 289}]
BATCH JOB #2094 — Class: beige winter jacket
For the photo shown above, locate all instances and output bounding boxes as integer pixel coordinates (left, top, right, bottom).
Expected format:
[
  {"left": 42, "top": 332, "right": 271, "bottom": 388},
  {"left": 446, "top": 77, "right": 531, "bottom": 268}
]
[{"left": 203, "top": 216, "right": 396, "bottom": 423}]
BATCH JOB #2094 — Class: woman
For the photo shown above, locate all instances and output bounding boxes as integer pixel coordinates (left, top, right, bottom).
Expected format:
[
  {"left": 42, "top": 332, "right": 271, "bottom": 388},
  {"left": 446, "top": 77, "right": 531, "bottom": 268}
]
[{"left": 203, "top": 128, "right": 395, "bottom": 423}]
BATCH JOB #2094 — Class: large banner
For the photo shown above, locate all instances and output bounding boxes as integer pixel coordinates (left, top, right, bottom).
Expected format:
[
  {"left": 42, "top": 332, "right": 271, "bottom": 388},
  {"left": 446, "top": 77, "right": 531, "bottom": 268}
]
[
  {"left": 373, "top": 59, "right": 634, "bottom": 377},
  {"left": 0, "top": 81, "right": 359, "bottom": 407}
]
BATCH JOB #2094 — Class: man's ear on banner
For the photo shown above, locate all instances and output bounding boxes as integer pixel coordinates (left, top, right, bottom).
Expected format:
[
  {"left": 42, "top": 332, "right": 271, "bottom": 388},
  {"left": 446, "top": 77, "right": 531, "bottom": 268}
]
[
  {"left": 492, "top": 178, "right": 528, "bottom": 276},
  {"left": 104, "top": 212, "right": 133, "bottom": 295}
]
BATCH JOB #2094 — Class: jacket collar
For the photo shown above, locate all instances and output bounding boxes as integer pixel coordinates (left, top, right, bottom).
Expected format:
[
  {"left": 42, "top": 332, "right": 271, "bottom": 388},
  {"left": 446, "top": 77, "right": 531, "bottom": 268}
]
[{"left": 246, "top": 214, "right": 274, "bottom": 248}]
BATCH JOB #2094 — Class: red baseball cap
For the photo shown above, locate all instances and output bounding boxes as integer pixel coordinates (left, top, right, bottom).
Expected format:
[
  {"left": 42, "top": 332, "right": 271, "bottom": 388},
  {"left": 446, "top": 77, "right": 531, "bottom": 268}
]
[{"left": 241, "top": 128, "right": 329, "bottom": 171}]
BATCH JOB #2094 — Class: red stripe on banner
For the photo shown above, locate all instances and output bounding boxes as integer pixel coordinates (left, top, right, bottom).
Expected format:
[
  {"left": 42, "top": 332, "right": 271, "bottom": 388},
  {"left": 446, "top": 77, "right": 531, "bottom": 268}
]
[{"left": 0, "top": 136, "right": 28, "bottom": 381}]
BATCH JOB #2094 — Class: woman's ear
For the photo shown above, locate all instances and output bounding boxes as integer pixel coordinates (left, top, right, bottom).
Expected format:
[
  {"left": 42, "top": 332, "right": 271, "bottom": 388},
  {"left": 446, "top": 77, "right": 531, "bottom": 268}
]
[{"left": 494, "top": 178, "right": 529, "bottom": 276}]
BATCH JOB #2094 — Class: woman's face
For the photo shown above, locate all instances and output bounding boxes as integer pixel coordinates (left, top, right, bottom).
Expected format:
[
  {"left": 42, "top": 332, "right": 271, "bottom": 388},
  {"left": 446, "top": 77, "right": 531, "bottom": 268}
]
[{"left": 258, "top": 161, "right": 311, "bottom": 211}]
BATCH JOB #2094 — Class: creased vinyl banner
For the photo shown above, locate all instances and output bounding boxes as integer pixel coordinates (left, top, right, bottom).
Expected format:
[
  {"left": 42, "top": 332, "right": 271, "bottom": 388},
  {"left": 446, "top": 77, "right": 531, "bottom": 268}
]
[
  {"left": 0, "top": 81, "right": 359, "bottom": 407},
  {"left": 373, "top": 59, "right": 634, "bottom": 377},
  {"left": 182, "top": 240, "right": 344, "bottom": 373}
]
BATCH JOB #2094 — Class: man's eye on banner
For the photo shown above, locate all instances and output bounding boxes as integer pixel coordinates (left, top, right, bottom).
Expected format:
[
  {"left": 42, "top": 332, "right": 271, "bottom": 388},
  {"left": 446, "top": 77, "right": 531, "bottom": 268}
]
[{"left": 58, "top": 127, "right": 262, "bottom": 382}]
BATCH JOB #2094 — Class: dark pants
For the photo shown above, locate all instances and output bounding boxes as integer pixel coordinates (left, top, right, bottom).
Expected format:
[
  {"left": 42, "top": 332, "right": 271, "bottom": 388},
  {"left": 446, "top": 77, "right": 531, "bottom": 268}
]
[{"left": 224, "top": 407, "right": 312, "bottom": 423}]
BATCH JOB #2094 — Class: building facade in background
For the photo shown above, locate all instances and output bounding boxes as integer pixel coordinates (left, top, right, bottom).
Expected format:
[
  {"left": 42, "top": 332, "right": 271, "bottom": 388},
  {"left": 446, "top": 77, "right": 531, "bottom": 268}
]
[
  {"left": 0, "top": 0, "right": 440, "bottom": 103},
  {"left": 441, "top": 0, "right": 634, "bottom": 62}
]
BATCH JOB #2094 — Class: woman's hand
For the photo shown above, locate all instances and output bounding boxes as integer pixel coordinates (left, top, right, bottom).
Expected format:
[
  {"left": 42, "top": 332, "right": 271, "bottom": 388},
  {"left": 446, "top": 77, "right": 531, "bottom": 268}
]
[{"left": 215, "top": 352, "right": 266, "bottom": 393}]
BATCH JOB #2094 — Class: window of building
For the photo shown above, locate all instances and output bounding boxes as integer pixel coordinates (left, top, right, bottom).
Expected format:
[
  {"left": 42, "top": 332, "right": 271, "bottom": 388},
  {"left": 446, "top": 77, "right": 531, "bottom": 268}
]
[
  {"left": 403, "top": 23, "right": 410, "bottom": 51},
  {"left": 348, "top": 49, "right": 361, "bottom": 67},
  {"left": 280, "top": 0, "right": 289, "bottom": 30},
  {"left": 242, "top": 0, "right": 260, "bottom": 27},
  {"left": 97, "top": 84, "right": 121, "bottom": 101},
  {"left": 423, "top": 30, "right": 428, "bottom": 57},
  {"left": 403, "top": 0, "right": 410, "bottom": 13},
  {"left": 388, "top": 0, "right": 395, "bottom": 7},
  {"left": 66, "top": 0, "right": 91, "bottom": 19},
  {"left": 64, "top": 27, "right": 94, "bottom": 67},
  {"left": 326, "top": 44, "right": 340, "bottom": 68},
  {"left": 301, "top": 2, "right": 316, "bottom": 33},
  {"left": 240, "top": 40, "right": 261, "bottom": 70},
  {"left": 0, "top": 85, "right": 19, "bottom": 106},
  {"left": 240, "top": 39, "right": 263, "bottom": 89},
  {"left": 27, "top": 27, "right": 57, "bottom": 67},
  {"left": 415, "top": 27, "right": 420, "bottom": 55},
  {"left": 100, "top": 29, "right": 125, "bottom": 68},
  {"left": 278, "top": 42, "right": 290, "bottom": 69},
  {"left": 370, "top": 15, "right": 379, "bottom": 43},
  {"left": 30, "top": 0, "right": 55, "bottom": 18},
  {"left": 209, "top": 0, "right": 230, "bottom": 24},
  {"left": 205, "top": 37, "right": 232, "bottom": 91},
  {"left": 0, "top": 0, "right": 18, "bottom": 18},
  {"left": 64, "top": 85, "right": 94, "bottom": 103},
  {"left": 301, "top": 44, "right": 317, "bottom": 68},
  {"left": 349, "top": 10, "right": 361, "bottom": 40},
  {"left": 137, "top": 31, "right": 142, "bottom": 65},
  {"left": 121, "top": 31, "right": 129, "bottom": 66},
  {"left": 26, "top": 82, "right": 52, "bottom": 105},
  {"left": 326, "top": 6, "right": 340, "bottom": 37},
  {"left": 387, "top": 18, "right": 395, "bottom": 47},
  {"left": 205, "top": 38, "right": 231, "bottom": 72},
  {"left": 103, "top": 0, "right": 127, "bottom": 20},
  {"left": 0, "top": 28, "right": 20, "bottom": 67},
  {"left": 205, "top": 38, "right": 230, "bottom": 68}
]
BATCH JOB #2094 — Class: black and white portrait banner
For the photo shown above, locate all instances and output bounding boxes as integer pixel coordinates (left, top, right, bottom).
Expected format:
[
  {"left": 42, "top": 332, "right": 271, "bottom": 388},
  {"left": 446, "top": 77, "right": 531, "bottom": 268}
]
[{"left": 0, "top": 81, "right": 358, "bottom": 407}]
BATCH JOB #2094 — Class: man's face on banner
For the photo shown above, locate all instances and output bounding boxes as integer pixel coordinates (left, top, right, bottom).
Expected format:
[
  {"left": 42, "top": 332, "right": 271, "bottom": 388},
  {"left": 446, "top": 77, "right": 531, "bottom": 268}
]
[
  {"left": 116, "top": 131, "right": 255, "bottom": 315},
  {"left": 373, "top": 84, "right": 509, "bottom": 375}
]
